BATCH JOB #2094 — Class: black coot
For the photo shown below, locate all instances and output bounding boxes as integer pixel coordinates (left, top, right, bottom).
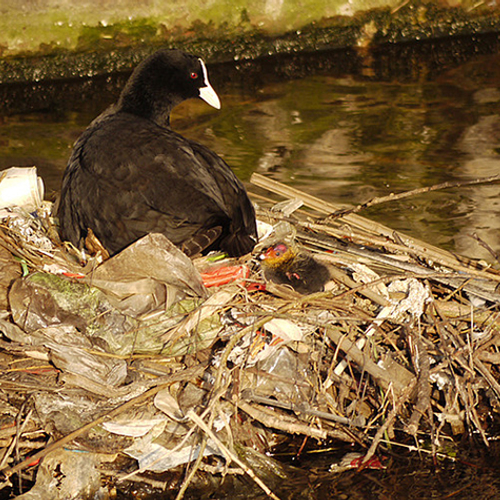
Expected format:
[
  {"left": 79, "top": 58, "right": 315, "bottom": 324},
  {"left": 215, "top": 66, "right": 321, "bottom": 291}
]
[{"left": 56, "top": 49, "right": 257, "bottom": 257}]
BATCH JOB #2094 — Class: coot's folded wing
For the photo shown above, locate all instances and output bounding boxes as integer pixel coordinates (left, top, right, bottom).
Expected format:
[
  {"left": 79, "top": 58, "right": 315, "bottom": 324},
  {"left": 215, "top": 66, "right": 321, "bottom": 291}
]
[
  {"left": 188, "top": 139, "right": 258, "bottom": 251},
  {"left": 59, "top": 115, "right": 238, "bottom": 254}
]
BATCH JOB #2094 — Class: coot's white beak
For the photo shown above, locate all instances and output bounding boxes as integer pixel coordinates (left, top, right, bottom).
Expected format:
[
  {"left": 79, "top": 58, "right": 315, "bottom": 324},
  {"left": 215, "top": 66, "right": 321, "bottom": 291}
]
[{"left": 198, "top": 59, "right": 221, "bottom": 110}]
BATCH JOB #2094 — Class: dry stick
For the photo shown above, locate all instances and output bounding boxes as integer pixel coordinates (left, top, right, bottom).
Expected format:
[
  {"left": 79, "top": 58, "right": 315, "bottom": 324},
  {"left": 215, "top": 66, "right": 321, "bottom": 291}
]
[
  {"left": 405, "top": 323, "right": 432, "bottom": 436},
  {"left": 256, "top": 181, "right": 500, "bottom": 305},
  {"left": 325, "top": 325, "right": 415, "bottom": 397},
  {"left": 187, "top": 410, "right": 282, "bottom": 500},
  {"left": 0, "top": 369, "right": 201, "bottom": 480},
  {"left": 432, "top": 307, "right": 493, "bottom": 441},
  {"left": 469, "top": 231, "right": 500, "bottom": 261},
  {"left": 241, "top": 391, "right": 364, "bottom": 426},
  {"left": 173, "top": 313, "right": 269, "bottom": 500},
  {"left": 304, "top": 220, "right": 500, "bottom": 286},
  {"left": 0, "top": 409, "right": 33, "bottom": 471},
  {"left": 237, "top": 401, "right": 326, "bottom": 440},
  {"left": 250, "top": 173, "right": 500, "bottom": 281},
  {"left": 327, "top": 265, "right": 390, "bottom": 308},
  {"left": 175, "top": 318, "right": 275, "bottom": 499},
  {"left": 436, "top": 297, "right": 500, "bottom": 400},
  {"left": 174, "top": 383, "right": 232, "bottom": 500},
  {"left": 15, "top": 406, "right": 34, "bottom": 495},
  {"left": 363, "top": 380, "right": 417, "bottom": 465},
  {"left": 473, "top": 358, "right": 500, "bottom": 401},
  {"left": 174, "top": 436, "right": 208, "bottom": 500},
  {"left": 331, "top": 174, "right": 500, "bottom": 217},
  {"left": 207, "top": 302, "right": 360, "bottom": 443},
  {"left": 466, "top": 383, "right": 489, "bottom": 447}
]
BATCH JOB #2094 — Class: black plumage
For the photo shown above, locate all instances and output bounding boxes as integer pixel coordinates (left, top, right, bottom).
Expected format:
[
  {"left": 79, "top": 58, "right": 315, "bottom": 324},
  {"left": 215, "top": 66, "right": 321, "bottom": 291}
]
[{"left": 56, "top": 49, "right": 257, "bottom": 257}]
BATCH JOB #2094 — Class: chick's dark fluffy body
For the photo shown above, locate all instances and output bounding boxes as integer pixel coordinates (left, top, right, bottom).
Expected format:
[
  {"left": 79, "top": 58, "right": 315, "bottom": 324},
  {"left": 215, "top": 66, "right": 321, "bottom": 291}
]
[
  {"left": 261, "top": 244, "right": 330, "bottom": 294},
  {"left": 57, "top": 49, "right": 257, "bottom": 257}
]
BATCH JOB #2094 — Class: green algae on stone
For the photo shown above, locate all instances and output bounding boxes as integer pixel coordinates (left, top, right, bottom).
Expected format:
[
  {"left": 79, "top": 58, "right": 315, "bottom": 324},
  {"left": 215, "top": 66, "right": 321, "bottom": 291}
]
[{"left": 76, "top": 18, "right": 160, "bottom": 52}]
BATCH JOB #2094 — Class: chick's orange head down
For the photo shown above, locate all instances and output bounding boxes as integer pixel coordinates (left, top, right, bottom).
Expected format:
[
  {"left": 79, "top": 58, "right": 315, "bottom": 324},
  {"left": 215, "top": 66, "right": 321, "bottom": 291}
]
[{"left": 260, "top": 242, "right": 296, "bottom": 267}]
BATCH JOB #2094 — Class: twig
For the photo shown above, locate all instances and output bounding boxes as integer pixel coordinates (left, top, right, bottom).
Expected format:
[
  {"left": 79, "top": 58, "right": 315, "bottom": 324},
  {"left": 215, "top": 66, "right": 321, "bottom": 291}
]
[
  {"left": 469, "top": 232, "right": 500, "bottom": 262},
  {"left": 405, "top": 322, "right": 431, "bottom": 436},
  {"left": 0, "top": 407, "right": 34, "bottom": 471},
  {"left": 363, "top": 380, "right": 416, "bottom": 464},
  {"left": 325, "top": 325, "right": 415, "bottom": 396},
  {"left": 15, "top": 406, "right": 34, "bottom": 495},
  {"left": 250, "top": 173, "right": 500, "bottom": 282},
  {"left": 473, "top": 358, "right": 500, "bottom": 401},
  {"left": 237, "top": 400, "right": 333, "bottom": 441},
  {"left": 174, "top": 384, "right": 232, "bottom": 500},
  {"left": 241, "top": 390, "right": 365, "bottom": 426},
  {"left": 187, "top": 410, "right": 282, "bottom": 500},
  {"left": 330, "top": 174, "right": 500, "bottom": 218}
]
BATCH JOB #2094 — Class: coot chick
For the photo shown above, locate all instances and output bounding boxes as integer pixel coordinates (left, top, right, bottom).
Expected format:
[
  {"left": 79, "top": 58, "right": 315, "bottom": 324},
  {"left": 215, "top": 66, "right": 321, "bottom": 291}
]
[
  {"left": 260, "top": 242, "right": 330, "bottom": 294},
  {"left": 56, "top": 49, "right": 257, "bottom": 257}
]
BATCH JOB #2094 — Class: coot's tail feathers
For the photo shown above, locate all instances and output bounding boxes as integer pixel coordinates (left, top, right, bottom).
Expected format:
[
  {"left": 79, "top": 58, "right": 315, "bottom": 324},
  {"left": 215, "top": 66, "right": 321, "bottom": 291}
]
[
  {"left": 180, "top": 226, "right": 223, "bottom": 257},
  {"left": 182, "top": 228, "right": 256, "bottom": 258},
  {"left": 220, "top": 233, "right": 256, "bottom": 257}
]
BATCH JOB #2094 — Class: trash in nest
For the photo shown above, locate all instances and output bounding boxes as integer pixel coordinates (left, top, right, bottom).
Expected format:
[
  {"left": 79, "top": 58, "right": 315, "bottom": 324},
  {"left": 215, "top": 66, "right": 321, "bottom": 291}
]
[
  {"left": 88, "top": 232, "right": 208, "bottom": 316},
  {"left": 2, "top": 169, "right": 500, "bottom": 499},
  {"left": 200, "top": 264, "right": 250, "bottom": 287},
  {"left": 0, "top": 166, "right": 44, "bottom": 217},
  {"left": 329, "top": 452, "right": 386, "bottom": 473},
  {"left": 13, "top": 448, "right": 106, "bottom": 500}
]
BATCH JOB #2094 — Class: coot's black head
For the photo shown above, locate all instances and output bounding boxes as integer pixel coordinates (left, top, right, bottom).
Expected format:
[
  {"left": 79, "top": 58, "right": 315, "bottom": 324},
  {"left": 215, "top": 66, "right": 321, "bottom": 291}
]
[{"left": 118, "top": 49, "right": 220, "bottom": 126}]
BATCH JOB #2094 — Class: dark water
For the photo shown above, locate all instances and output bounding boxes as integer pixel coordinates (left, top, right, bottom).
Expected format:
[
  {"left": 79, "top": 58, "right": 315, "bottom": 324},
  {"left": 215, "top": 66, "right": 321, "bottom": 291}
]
[{"left": 2, "top": 37, "right": 500, "bottom": 262}]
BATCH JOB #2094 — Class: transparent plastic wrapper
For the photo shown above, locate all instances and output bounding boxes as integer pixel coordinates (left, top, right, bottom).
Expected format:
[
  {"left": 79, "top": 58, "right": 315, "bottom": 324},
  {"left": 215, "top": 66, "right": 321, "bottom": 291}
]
[
  {"left": 154, "top": 388, "right": 188, "bottom": 423},
  {"left": 123, "top": 435, "right": 218, "bottom": 473},
  {"left": 116, "top": 410, "right": 219, "bottom": 473},
  {"left": 0, "top": 166, "right": 44, "bottom": 216},
  {"left": 33, "top": 391, "right": 132, "bottom": 451},
  {"left": 9, "top": 271, "right": 138, "bottom": 340},
  {"left": 1, "top": 323, "right": 128, "bottom": 388},
  {"left": 43, "top": 327, "right": 128, "bottom": 388},
  {"left": 240, "top": 346, "right": 313, "bottom": 404},
  {"left": 7, "top": 271, "right": 211, "bottom": 356},
  {"left": 103, "top": 410, "right": 218, "bottom": 472},
  {"left": 227, "top": 317, "right": 309, "bottom": 367},
  {"left": 88, "top": 232, "right": 208, "bottom": 316},
  {"left": 3, "top": 203, "right": 55, "bottom": 251},
  {"left": 14, "top": 449, "right": 106, "bottom": 500}
]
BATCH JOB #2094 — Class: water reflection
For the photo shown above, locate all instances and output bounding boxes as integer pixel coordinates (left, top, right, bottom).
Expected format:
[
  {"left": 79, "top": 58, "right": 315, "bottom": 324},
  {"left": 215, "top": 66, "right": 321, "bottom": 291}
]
[{"left": 1, "top": 44, "right": 500, "bottom": 260}]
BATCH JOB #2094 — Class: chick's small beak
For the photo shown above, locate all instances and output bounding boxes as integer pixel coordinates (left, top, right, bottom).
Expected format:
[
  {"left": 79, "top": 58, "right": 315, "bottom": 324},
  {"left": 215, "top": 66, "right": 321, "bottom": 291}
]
[{"left": 260, "top": 247, "right": 276, "bottom": 261}]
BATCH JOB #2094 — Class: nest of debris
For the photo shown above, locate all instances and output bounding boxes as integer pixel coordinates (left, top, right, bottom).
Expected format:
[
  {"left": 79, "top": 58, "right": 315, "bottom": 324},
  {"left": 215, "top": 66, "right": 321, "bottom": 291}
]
[{"left": 2, "top": 173, "right": 500, "bottom": 499}]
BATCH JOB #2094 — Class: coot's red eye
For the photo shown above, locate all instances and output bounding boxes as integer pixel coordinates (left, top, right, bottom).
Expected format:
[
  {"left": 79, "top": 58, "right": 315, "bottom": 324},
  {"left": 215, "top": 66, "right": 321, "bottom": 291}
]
[{"left": 190, "top": 72, "right": 198, "bottom": 79}]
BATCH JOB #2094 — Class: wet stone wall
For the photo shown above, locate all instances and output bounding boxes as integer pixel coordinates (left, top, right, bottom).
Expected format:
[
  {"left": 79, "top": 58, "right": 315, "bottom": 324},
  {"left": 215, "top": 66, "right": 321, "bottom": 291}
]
[{"left": 1, "top": 0, "right": 500, "bottom": 84}]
